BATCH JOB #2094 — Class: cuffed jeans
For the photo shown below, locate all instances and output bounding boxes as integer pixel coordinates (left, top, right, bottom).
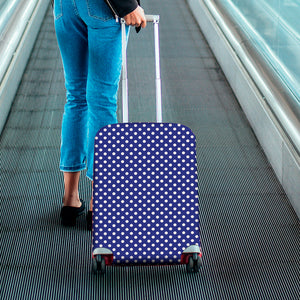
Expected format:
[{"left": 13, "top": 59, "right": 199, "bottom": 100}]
[{"left": 54, "top": 0, "right": 128, "bottom": 180}]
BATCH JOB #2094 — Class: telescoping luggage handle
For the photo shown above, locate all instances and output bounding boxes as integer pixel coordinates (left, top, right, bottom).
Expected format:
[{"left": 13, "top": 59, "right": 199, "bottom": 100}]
[{"left": 121, "top": 15, "right": 162, "bottom": 123}]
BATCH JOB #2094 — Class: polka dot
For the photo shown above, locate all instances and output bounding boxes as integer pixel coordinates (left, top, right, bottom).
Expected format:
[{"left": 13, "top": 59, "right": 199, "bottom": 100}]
[{"left": 92, "top": 123, "right": 201, "bottom": 264}]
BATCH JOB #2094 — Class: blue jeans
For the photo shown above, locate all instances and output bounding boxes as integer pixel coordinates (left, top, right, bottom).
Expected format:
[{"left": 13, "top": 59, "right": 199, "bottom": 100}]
[{"left": 54, "top": 0, "right": 128, "bottom": 180}]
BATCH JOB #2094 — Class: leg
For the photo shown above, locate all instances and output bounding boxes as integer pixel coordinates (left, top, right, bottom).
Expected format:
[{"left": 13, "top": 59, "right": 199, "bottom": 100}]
[
  {"left": 85, "top": 23, "right": 127, "bottom": 230},
  {"left": 56, "top": 21, "right": 89, "bottom": 176},
  {"left": 54, "top": 0, "right": 89, "bottom": 205},
  {"left": 63, "top": 172, "right": 81, "bottom": 207},
  {"left": 85, "top": 23, "right": 128, "bottom": 181}
]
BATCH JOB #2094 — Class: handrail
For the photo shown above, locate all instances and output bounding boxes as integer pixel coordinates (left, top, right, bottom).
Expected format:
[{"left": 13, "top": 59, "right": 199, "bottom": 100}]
[
  {"left": 0, "top": 0, "right": 22, "bottom": 34},
  {"left": 0, "top": 0, "right": 49, "bottom": 135},
  {"left": 0, "top": 0, "right": 39, "bottom": 84}
]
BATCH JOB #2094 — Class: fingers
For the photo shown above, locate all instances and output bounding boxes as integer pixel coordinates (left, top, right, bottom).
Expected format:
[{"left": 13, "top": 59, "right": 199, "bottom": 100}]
[
  {"left": 123, "top": 6, "right": 147, "bottom": 28},
  {"left": 138, "top": 7, "right": 147, "bottom": 28}
]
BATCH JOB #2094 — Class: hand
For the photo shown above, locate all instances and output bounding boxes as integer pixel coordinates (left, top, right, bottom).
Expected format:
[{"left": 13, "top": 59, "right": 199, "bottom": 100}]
[{"left": 123, "top": 6, "right": 147, "bottom": 28}]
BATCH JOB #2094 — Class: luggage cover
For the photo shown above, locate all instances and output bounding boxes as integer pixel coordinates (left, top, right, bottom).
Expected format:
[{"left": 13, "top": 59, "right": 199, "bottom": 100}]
[{"left": 93, "top": 122, "right": 201, "bottom": 265}]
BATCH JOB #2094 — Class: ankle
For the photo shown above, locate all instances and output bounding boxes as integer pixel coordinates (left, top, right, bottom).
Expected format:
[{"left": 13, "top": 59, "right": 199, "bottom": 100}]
[{"left": 63, "top": 196, "right": 81, "bottom": 207}]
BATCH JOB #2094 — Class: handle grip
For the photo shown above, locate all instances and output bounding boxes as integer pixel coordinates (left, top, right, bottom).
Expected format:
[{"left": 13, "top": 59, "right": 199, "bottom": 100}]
[{"left": 145, "top": 15, "right": 160, "bottom": 23}]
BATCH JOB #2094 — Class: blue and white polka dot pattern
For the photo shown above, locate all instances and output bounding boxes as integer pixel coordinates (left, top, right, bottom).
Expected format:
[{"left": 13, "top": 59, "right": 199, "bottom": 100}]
[{"left": 93, "top": 123, "right": 201, "bottom": 264}]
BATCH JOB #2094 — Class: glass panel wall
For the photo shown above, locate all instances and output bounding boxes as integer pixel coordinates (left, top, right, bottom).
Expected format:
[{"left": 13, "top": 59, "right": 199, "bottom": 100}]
[{"left": 214, "top": 0, "right": 300, "bottom": 104}]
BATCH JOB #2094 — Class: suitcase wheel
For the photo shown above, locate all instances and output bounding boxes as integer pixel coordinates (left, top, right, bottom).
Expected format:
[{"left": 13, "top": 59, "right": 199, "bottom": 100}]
[
  {"left": 186, "top": 253, "right": 202, "bottom": 273},
  {"left": 92, "top": 255, "right": 106, "bottom": 274}
]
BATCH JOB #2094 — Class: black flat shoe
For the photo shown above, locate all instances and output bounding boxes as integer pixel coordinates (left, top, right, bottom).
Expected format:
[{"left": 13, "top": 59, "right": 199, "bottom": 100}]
[
  {"left": 61, "top": 200, "right": 85, "bottom": 227},
  {"left": 86, "top": 210, "right": 92, "bottom": 231}
]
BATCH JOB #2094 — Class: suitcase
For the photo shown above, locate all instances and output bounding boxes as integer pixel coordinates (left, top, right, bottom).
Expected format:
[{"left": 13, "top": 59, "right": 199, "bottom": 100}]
[{"left": 92, "top": 15, "right": 202, "bottom": 273}]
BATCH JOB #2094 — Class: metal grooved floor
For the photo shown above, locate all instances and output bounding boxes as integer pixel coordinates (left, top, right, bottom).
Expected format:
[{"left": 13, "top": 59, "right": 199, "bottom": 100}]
[{"left": 1, "top": 1, "right": 299, "bottom": 299}]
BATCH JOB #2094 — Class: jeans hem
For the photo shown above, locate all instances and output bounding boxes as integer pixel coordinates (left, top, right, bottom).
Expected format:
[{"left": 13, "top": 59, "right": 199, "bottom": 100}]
[
  {"left": 86, "top": 173, "right": 93, "bottom": 181},
  {"left": 60, "top": 164, "right": 86, "bottom": 173}
]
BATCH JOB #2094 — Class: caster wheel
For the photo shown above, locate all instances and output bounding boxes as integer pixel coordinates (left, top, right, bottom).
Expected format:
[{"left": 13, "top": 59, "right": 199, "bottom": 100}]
[
  {"left": 186, "top": 256, "right": 194, "bottom": 273},
  {"left": 92, "top": 255, "right": 106, "bottom": 274},
  {"left": 186, "top": 254, "right": 202, "bottom": 273},
  {"left": 194, "top": 256, "right": 202, "bottom": 272},
  {"left": 92, "top": 257, "right": 98, "bottom": 274},
  {"left": 100, "top": 257, "right": 106, "bottom": 273}
]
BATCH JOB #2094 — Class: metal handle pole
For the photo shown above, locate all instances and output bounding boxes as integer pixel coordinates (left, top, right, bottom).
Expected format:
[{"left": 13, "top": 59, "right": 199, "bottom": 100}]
[
  {"left": 121, "top": 15, "right": 162, "bottom": 123},
  {"left": 153, "top": 18, "right": 162, "bottom": 122},
  {"left": 121, "top": 19, "right": 129, "bottom": 123}
]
